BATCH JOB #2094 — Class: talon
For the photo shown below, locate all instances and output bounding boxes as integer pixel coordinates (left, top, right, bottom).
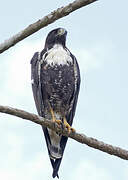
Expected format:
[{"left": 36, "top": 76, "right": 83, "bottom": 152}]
[
  {"left": 70, "top": 127, "right": 75, "bottom": 133},
  {"left": 63, "top": 117, "right": 75, "bottom": 133},
  {"left": 54, "top": 119, "right": 62, "bottom": 125}
]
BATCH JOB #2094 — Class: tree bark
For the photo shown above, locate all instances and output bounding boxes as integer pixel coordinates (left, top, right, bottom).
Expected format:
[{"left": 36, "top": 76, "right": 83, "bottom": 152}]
[
  {"left": 0, "top": 0, "right": 98, "bottom": 54},
  {"left": 0, "top": 105, "right": 128, "bottom": 161}
]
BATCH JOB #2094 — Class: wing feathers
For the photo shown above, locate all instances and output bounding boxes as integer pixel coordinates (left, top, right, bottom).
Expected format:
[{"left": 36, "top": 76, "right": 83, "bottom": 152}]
[{"left": 31, "top": 51, "right": 60, "bottom": 178}]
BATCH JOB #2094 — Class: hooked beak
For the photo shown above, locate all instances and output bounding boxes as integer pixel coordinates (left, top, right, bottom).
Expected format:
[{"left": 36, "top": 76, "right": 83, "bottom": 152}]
[{"left": 57, "top": 28, "right": 67, "bottom": 36}]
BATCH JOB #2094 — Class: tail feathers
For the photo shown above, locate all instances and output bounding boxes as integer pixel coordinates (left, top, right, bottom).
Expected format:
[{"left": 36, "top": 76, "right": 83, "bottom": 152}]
[
  {"left": 51, "top": 136, "right": 68, "bottom": 178},
  {"left": 42, "top": 127, "right": 68, "bottom": 178},
  {"left": 49, "top": 145, "right": 62, "bottom": 159},
  {"left": 49, "top": 146, "right": 62, "bottom": 178},
  {"left": 51, "top": 158, "right": 62, "bottom": 178}
]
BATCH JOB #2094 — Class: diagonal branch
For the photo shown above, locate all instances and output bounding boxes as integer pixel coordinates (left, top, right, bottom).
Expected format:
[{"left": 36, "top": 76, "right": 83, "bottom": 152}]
[
  {"left": 0, "top": 105, "right": 128, "bottom": 160},
  {"left": 0, "top": 0, "right": 98, "bottom": 54}
]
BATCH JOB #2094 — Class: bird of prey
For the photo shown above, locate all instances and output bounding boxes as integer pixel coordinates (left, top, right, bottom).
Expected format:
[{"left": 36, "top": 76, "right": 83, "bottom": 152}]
[{"left": 31, "top": 28, "right": 80, "bottom": 178}]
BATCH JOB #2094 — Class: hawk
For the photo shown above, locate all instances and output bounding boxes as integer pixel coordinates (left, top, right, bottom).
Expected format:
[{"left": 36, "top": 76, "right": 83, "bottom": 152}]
[{"left": 31, "top": 28, "right": 80, "bottom": 178}]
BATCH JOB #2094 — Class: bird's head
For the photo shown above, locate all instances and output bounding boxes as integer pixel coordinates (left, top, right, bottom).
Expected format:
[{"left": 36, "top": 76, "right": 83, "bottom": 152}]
[{"left": 45, "top": 28, "right": 67, "bottom": 49}]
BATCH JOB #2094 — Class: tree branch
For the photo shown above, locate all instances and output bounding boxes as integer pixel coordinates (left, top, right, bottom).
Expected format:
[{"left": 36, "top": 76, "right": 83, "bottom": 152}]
[
  {"left": 0, "top": 0, "right": 98, "bottom": 54},
  {"left": 0, "top": 105, "right": 128, "bottom": 160}
]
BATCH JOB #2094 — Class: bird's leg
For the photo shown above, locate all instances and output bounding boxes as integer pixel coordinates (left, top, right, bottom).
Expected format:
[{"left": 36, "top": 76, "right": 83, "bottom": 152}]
[
  {"left": 50, "top": 107, "right": 61, "bottom": 125},
  {"left": 63, "top": 117, "right": 75, "bottom": 133}
]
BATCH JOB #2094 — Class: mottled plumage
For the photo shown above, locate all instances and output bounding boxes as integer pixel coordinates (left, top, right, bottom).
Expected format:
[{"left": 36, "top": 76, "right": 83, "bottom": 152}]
[{"left": 31, "top": 28, "right": 80, "bottom": 178}]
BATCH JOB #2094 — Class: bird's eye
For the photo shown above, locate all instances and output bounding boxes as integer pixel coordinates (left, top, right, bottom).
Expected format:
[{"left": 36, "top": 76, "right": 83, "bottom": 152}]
[{"left": 57, "top": 28, "right": 65, "bottom": 36}]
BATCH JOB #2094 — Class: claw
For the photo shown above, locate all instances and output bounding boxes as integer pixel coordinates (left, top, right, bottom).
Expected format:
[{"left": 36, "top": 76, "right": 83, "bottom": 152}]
[
  {"left": 53, "top": 119, "right": 62, "bottom": 125},
  {"left": 70, "top": 127, "right": 75, "bottom": 133},
  {"left": 63, "top": 118, "right": 75, "bottom": 133},
  {"left": 49, "top": 107, "right": 75, "bottom": 133}
]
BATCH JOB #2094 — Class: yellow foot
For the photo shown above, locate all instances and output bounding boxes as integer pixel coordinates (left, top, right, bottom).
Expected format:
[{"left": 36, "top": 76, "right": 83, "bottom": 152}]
[
  {"left": 53, "top": 119, "right": 62, "bottom": 125},
  {"left": 64, "top": 118, "right": 75, "bottom": 133},
  {"left": 50, "top": 107, "right": 62, "bottom": 125}
]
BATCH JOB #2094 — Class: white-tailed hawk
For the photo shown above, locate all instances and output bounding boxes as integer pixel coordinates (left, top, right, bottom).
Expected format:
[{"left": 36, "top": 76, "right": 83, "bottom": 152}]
[{"left": 30, "top": 28, "right": 81, "bottom": 178}]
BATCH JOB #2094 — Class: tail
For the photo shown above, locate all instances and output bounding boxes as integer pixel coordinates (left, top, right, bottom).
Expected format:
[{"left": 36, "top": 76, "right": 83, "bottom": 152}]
[
  {"left": 49, "top": 144, "right": 62, "bottom": 159},
  {"left": 49, "top": 142, "right": 63, "bottom": 178},
  {"left": 42, "top": 125, "right": 68, "bottom": 178},
  {"left": 42, "top": 126, "right": 63, "bottom": 178},
  {"left": 51, "top": 136, "right": 68, "bottom": 178}
]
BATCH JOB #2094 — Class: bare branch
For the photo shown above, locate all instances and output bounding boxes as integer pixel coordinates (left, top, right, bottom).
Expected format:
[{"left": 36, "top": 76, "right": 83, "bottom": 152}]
[
  {"left": 0, "top": 0, "right": 98, "bottom": 54},
  {"left": 0, "top": 105, "right": 128, "bottom": 161}
]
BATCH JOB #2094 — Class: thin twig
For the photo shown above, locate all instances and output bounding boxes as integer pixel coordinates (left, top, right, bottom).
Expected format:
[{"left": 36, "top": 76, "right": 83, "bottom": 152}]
[
  {"left": 0, "top": 0, "right": 98, "bottom": 54},
  {"left": 0, "top": 105, "right": 128, "bottom": 161}
]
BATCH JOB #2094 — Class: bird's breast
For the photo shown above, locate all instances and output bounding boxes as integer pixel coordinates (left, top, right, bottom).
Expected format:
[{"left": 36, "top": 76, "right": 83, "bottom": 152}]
[
  {"left": 41, "top": 62, "right": 75, "bottom": 114},
  {"left": 43, "top": 44, "right": 72, "bottom": 66}
]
